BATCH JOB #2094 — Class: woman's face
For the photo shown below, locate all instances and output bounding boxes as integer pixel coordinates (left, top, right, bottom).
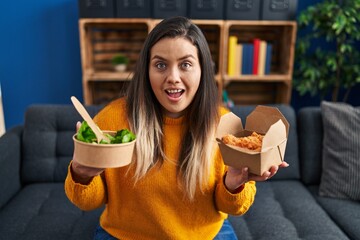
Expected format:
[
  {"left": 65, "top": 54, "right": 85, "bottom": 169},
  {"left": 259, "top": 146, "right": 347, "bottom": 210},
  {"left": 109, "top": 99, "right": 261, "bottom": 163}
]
[{"left": 149, "top": 37, "right": 201, "bottom": 118}]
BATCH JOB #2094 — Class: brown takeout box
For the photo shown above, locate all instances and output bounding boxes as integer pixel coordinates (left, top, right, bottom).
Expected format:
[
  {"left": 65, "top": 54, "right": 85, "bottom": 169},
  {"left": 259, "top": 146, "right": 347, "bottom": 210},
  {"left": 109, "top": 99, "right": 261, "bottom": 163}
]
[
  {"left": 73, "top": 131, "right": 135, "bottom": 168},
  {"left": 216, "top": 105, "right": 289, "bottom": 176}
]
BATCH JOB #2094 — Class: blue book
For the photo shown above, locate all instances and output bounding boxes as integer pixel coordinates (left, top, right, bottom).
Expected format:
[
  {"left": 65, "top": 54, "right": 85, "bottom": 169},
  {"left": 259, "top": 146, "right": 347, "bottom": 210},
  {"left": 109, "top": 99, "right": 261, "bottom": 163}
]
[
  {"left": 241, "top": 43, "right": 254, "bottom": 75},
  {"left": 265, "top": 44, "right": 272, "bottom": 74}
]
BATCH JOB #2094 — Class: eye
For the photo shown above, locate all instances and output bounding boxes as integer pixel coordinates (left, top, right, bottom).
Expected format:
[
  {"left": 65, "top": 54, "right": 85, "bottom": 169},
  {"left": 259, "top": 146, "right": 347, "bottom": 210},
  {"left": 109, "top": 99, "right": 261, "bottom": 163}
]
[
  {"left": 181, "top": 62, "right": 192, "bottom": 69},
  {"left": 155, "top": 62, "right": 166, "bottom": 70}
]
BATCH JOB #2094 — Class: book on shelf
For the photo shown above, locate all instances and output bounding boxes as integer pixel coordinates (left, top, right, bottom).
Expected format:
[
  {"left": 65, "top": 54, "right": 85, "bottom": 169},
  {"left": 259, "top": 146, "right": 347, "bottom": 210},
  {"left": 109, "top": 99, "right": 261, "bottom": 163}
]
[
  {"left": 257, "top": 40, "right": 267, "bottom": 76},
  {"left": 229, "top": 38, "right": 272, "bottom": 76},
  {"left": 252, "top": 38, "right": 261, "bottom": 75},
  {"left": 234, "top": 43, "right": 243, "bottom": 76},
  {"left": 241, "top": 43, "right": 254, "bottom": 75},
  {"left": 265, "top": 43, "right": 273, "bottom": 74},
  {"left": 227, "top": 36, "right": 238, "bottom": 76}
]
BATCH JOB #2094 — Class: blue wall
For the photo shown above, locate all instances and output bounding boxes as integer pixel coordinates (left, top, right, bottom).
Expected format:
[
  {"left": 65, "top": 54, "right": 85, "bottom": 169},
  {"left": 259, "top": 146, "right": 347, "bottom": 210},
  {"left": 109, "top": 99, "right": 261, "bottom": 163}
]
[
  {"left": 0, "top": 0, "right": 82, "bottom": 129},
  {"left": 0, "top": 0, "right": 359, "bottom": 129}
]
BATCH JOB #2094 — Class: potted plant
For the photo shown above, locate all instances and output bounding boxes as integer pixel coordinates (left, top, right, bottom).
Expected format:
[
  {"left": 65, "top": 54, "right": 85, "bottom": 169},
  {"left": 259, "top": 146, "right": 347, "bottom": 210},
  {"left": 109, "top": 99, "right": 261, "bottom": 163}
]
[
  {"left": 294, "top": 0, "right": 360, "bottom": 102},
  {"left": 111, "top": 54, "right": 129, "bottom": 72}
]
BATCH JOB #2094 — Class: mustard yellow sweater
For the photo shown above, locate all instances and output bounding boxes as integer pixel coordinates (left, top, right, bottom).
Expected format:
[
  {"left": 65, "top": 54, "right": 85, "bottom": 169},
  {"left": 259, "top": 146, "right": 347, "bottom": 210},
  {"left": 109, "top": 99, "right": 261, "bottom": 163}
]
[{"left": 65, "top": 98, "right": 256, "bottom": 240}]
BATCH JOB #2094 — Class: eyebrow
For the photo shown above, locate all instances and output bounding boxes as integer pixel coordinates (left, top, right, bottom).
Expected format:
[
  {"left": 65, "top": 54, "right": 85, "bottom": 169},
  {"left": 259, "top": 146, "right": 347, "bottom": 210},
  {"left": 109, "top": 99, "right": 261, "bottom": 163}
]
[{"left": 151, "top": 54, "right": 196, "bottom": 61}]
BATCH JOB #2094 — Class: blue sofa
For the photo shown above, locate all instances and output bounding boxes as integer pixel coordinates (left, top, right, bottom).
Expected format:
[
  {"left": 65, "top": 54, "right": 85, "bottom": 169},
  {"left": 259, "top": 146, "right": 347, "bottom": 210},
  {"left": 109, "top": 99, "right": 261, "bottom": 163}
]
[{"left": 0, "top": 104, "right": 358, "bottom": 240}]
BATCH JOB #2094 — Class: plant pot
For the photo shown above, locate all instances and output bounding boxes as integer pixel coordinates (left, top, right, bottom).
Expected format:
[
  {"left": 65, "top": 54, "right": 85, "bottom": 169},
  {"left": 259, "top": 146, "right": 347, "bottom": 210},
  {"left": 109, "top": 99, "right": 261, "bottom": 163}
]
[{"left": 114, "top": 64, "right": 127, "bottom": 72}]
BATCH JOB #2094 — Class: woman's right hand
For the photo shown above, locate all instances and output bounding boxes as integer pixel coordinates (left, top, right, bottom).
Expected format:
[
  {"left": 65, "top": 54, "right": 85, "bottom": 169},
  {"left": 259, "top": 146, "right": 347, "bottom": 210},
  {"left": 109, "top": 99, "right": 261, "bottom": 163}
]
[
  {"left": 70, "top": 122, "right": 105, "bottom": 184},
  {"left": 70, "top": 160, "right": 105, "bottom": 185}
]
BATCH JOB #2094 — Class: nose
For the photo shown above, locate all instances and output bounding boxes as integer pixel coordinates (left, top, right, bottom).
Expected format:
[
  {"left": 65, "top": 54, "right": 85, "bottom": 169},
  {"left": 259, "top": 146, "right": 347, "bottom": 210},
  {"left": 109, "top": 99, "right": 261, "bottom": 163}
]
[{"left": 166, "top": 66, "right": 181, "bottom": 84}]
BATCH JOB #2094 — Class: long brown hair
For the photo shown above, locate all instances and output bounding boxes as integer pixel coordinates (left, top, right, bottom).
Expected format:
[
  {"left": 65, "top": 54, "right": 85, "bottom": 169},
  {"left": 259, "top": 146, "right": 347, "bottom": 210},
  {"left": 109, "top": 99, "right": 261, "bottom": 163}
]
[{"left": 126, "top": 16, "right": 220, "bottom": 199}]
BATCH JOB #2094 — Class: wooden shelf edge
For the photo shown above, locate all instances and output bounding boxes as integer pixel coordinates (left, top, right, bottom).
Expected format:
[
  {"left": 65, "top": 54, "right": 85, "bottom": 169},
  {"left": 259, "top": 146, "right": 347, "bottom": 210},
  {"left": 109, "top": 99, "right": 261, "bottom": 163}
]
[
  {"left": 79, "top": 18, "right": 153, "bottom": 24},
  {"left": 223, "top": 75, "right": 291, "bottom": 87},
  {"left": 223, "top": 74, "right": 291, "bottom": 81},
  {"left": 84, "top": 71, "right": 133, "bottom": 81},
  {"left": 225, "top": 20, "right": 297, "bottom": 26}
]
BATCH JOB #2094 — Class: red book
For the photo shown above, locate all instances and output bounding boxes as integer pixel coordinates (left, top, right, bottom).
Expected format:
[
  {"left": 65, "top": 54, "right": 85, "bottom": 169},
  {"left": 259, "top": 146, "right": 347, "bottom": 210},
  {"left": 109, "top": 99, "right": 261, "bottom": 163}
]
[{"left": 252, "top": 38, "right": 261, "bottom": 74}]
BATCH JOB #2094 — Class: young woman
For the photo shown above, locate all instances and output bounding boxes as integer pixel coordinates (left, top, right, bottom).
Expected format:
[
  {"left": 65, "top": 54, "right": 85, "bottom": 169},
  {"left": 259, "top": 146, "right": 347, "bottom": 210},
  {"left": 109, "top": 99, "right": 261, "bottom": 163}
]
[{"left": 65, "top": 16, "right": 288, "bottom": 240}]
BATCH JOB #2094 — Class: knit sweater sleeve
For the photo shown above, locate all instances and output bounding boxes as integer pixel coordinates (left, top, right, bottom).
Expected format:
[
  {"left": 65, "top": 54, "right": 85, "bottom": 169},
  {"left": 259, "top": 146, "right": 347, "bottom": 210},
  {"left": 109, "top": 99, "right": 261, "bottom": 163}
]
[
  {"left": 64, "top": 98, "right": 127, "bottom": 211},
  {"left": 215, "top": 179, "right": 256, "bottom": 215},
  {"left": 211, "top": 147, "right": 257, "bottom": 216},
  {"left": 64, "top": 163, "right": 107, "bottom": 211}
]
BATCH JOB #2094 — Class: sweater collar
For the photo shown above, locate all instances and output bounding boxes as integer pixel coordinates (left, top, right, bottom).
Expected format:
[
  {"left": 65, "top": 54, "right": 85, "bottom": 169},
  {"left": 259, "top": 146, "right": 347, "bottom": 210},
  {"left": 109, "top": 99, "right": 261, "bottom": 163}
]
[{"left": 163, "top": 115, "right": 185, "bottom": 125}]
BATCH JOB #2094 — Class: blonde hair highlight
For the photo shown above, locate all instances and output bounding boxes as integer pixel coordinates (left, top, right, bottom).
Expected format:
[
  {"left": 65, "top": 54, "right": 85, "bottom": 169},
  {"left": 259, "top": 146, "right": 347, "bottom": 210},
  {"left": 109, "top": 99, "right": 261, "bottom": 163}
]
[{"left": 179, "top": 128, "right": 217, "bottom": 199}]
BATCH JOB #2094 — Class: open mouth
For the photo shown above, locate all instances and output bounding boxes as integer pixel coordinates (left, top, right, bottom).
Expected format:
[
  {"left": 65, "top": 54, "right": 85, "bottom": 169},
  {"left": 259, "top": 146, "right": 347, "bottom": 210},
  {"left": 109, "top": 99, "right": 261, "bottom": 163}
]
[{"left": 165, "top": 89, "right": 184, "bottom": 98}]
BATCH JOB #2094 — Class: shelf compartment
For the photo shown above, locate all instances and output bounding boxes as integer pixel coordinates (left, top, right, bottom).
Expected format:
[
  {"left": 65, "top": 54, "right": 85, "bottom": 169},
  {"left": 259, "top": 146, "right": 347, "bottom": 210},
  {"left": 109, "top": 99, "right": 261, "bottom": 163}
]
[
  {"left": 223, "top": 21, "right": 297, "bottom": 77},
  {"left": 88, "top": 80, "right": 130, "bottom": 105},
  {"left": 80, "top": 19, "right": 152, "bottom": 73},
  {"left": 225, "top": 81, "right": 292, "bottom": 105},
  {"left": 79, "top": 19, "right": 152, "bottom": 104}
]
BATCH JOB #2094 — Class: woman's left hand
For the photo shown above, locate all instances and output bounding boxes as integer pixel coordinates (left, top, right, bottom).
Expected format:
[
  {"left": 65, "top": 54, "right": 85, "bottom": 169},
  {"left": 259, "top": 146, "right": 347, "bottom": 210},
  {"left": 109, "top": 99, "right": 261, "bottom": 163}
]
[{"left": 224, "top": 162, "right": 289, "bottom": 193}]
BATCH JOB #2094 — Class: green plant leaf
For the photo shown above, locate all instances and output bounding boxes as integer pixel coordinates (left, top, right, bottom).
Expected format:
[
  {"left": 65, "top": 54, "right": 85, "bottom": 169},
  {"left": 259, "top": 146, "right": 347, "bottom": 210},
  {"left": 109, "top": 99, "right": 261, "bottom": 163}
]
[
  {"left": 111, "top": 54, "right": 129, "bottom": 65},
  {"left": 294, "top": 0, "right": 360, "bottom": 101}
]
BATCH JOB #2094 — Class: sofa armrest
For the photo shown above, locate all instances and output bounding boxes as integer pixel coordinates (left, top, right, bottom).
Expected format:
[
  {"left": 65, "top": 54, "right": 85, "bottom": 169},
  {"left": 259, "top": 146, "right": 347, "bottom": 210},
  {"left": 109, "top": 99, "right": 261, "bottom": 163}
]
[{"left": 0, "top": 126, "right": 23, "bottom": 209}]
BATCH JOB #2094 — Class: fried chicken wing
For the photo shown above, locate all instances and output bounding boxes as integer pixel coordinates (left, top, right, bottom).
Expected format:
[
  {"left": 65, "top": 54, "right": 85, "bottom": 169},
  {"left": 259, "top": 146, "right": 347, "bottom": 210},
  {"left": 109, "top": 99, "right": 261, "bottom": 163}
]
[{"left": 222, "top": 132, "right": 264, "bottom": 151}]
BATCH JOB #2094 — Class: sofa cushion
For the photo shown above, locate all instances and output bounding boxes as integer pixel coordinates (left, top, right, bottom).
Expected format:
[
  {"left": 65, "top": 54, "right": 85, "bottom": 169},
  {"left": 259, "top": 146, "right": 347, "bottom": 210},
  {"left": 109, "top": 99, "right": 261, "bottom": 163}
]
[
  {"left": 229, "top": 181, "right": 348, "bottom": 240},
  {"left": 308, "top": 186, "right": 359, "bottom": 240},
  {"left": 22, "top": 105, "right": 102, "bottom": 183},
  {"left": 297, "top": 107, "right": 323, "bottom": 185},
  {"left": 0, "top": 183, "right": 103, "bottom": 240},
  {"left": 230, "top": 104, "right": 299, "bottom": 180},
  {"left": 319, "top": 101, "right": 360, "bottom": 200}
]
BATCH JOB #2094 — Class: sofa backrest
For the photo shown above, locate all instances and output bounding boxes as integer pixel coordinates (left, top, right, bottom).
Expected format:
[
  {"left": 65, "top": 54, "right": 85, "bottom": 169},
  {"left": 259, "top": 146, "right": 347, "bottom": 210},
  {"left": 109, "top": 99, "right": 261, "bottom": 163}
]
[
  {"left": 21, "top": 103, "right": 301, "bottom": 183},
  {"left": 22, "top": 104, "right": 102, "bottom": 183},
  {"left": 297, "top": 107, "right": 323, "bottom": 185},
  {"left": 230, "top": 104, "right": 300, "bottom": 180}
]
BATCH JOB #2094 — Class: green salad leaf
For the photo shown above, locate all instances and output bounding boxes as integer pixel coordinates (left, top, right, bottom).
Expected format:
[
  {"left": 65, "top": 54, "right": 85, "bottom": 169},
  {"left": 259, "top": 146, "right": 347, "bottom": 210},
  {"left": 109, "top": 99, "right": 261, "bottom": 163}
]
[
  {"left": 76, "top": 121, "right": 97, "bottom": 143},
  {"left": 76, "top": 121, "right": 136, "bottom": 144}
]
